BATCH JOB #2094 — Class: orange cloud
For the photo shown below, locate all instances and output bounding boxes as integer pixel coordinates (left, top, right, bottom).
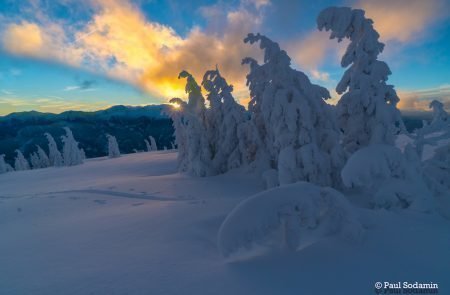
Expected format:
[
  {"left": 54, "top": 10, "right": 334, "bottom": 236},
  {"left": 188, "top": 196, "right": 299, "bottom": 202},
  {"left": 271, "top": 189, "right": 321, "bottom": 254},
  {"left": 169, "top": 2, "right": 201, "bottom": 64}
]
[
  {"left": 2, "top": 19, "right": 83, "bottom": 66},
  {"left": 1, "top": 0, "right": 267, "bottom": 105},
  {"left": 2, "top": 22, "right": 44, "bottom": 55},
  {"left": 397, "top": 85, "right": 450, "bottom": 111},
  {"left": 356, "top": 0, "right": 449, "bottom": 43}
]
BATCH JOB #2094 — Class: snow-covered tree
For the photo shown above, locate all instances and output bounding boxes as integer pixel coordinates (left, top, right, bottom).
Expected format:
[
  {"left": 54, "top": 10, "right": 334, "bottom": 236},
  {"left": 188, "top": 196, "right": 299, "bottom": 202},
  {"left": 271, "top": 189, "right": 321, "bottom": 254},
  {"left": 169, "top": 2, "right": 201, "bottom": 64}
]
[
  {"left": 0, "top": 154, "right": 14, "bottom": 174},
  {"left": 107, "top": 134, "right": 121, "bottom": 158},
  {"left": 242, "top": 33, "right": 345, "bottom": 187},
  {"left": 14, "top": 150, "right": 30, "bottom": 171},
  {"left": 149, "top": 136, "right": 158, "bottom": 151},
  {"left": 201, "top": 67, "right": 248, "bottom": 173},
  {"left": 29, "top": 152, "right": 41, "bottom": 169},
  {"left": 80, "top": 148, "right": 86, "bottom": 161},
  {"left": 30, "top": 145, "right": 50, "bottom": 169},
  {"left": 45, "top": 133, "right": 63, "bottom": 167},
  {"left": 429, "top": 100, "right": 448, "bottom": 126},
  {"left": 424, "top": 144, "right": 450, "bottom": 201},
  {"left": 168, "top": 97, "right": 188, "bottom": 168},
  {"left": 341, "top": 144, "right": 432, "bottom": 211},
  {"left": 144, "top": 139, "right": 151, "bottom": 152},
  {"left": 61, "top": 127, "right": 84, "bottom": 166},
  {"left": 317, "top": 7, "right": 405, "bottom": 153},
  {"left": 36, "top": 145, "right": 50, "bottom": 168},
  {"left": 413, "top": 100, "right": 449, "bottom": 160},
  {"left": 169, "top": 71, "right": 211, "bottom": 176}
]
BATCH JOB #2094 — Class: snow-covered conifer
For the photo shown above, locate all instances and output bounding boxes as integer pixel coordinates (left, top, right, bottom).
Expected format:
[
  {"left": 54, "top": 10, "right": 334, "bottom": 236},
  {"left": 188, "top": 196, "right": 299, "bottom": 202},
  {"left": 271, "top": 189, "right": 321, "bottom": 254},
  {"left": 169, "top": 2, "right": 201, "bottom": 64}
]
[
  {"left": 341, "top": 144, "right": 432, "bottom": 211},
  {"left": 201, "top": 67, "right": 248, "bottom": 173},
  {"left": 423, "top": 143, "right": 450, "bottom": 201},
  {"left": 429, "top": 100, "right": 448, "bottom": 126},
  {"left": 61, "top": 127, "right": 84, "bottom": 166},
  {"left": 80, "top": 148, "right": 86, "bottom": 161},
  {"left": 149, "top": 136, "right": 158, "bottom": 151},
  {"left": 144, "top": 139, "right": 151, "bottom": 152},
  {"left": 29, "top": 152, "right": 41, "bottom": 169},
  {"left": 0, "top": 154, "right": 14, "bottom": 173},
  {"left": 14, "top": 150, "right": 30, "bottom": 171},
  {"left": 169, "top": 71, "right": 211, "bottom": 176},
  {"left": 36, "top": 145, "right": 50, "bottom": 168},
  {"left": 107, "top": 134, "right": 121, "bottom": 158},
  {"left": 45, "top": 133, "right": 63, "bottom": 167},
  {"left": 242, "top": 33, "right": 345, "bottom": 187},
  {"left": 317, "top": 7, "right": 405, "bottom": 153}
]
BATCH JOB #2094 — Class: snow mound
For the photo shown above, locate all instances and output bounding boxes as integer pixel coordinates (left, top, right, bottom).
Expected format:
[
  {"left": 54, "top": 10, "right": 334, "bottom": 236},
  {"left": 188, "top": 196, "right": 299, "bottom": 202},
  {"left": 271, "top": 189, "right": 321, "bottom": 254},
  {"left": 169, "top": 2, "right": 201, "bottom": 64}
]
[
  {"left": 217, "top": 182, "right": 363, "bottom": 258},
  {"left": 341, "top": 144, "right": 432, "bottom": 211}
]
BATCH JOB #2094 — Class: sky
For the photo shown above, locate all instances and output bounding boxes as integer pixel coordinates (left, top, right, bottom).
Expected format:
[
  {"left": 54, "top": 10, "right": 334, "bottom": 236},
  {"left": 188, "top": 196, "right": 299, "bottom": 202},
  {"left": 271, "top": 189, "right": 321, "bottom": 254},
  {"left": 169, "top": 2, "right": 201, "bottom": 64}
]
[{"left": 0, "top": 0, "right": 449, "bottom": 115}]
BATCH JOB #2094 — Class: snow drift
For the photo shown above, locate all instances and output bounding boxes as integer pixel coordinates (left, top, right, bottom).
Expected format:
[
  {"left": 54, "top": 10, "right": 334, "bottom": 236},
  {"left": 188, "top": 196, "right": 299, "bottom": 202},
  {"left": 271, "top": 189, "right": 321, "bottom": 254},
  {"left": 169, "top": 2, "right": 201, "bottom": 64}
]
[{"left": 217, "top": 182, "right": 363, "bottom": 258}]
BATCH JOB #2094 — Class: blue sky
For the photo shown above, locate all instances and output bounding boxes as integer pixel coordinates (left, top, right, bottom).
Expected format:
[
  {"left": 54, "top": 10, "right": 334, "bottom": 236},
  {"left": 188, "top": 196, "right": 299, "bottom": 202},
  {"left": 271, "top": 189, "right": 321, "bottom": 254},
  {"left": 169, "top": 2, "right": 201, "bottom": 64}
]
[{"left": 0, "top": 0, "right": 449, "bottom": 115}]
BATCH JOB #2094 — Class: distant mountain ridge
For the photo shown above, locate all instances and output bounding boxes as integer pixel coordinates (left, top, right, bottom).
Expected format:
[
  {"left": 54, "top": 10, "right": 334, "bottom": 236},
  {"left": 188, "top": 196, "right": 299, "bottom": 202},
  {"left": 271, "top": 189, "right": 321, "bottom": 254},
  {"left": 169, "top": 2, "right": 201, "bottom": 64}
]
[
  {"left": 0, "top": 104, "right": 170, "bottom": 121},
  {"left": 0, "top": 105, "right": 433, "bottom": 166},
  {"left": 0, "top": 105, "right": 174, "bottom": 165}
]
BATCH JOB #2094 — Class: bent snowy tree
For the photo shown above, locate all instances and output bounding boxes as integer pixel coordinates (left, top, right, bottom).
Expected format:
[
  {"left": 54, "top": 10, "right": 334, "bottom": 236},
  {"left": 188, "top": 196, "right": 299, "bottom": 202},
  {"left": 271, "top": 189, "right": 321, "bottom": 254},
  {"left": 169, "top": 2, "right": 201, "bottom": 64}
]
[
  {"left": 317, "top": 7, "right": 405, "bottom": 153},
  {"left": 170, "top": 71, "right": 211, "bottom": 176},
  {"left": 202, "top": 67, "right": 247, "bottom": 173},
  {"left": 242, "top": 33, "right": 345, "bottom": 188}
]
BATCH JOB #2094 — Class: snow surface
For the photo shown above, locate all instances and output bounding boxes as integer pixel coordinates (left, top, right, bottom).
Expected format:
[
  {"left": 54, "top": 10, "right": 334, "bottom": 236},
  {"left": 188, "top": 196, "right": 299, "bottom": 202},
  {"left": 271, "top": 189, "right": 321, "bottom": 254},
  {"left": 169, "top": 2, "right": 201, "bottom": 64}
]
[{"left": 1, "top": 152, "right": 449, "bottom": 294}]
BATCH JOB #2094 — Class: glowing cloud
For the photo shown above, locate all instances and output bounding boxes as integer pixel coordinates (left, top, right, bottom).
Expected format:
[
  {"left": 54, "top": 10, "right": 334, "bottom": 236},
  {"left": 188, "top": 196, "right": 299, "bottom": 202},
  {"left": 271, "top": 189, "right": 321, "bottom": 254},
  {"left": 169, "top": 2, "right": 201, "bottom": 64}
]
[
  {"left": 356, "top": 0, "right": 449, "bottom": 43},
  {"left": 1, "top": 0, "right": 267, "bottom": 104}
]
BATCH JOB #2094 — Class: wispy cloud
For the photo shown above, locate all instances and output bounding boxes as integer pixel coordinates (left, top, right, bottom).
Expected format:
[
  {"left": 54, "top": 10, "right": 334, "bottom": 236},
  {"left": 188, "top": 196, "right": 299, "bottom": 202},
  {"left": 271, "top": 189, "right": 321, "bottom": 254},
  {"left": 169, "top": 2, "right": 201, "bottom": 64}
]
[
  {"left": 63, "top": 79, "right": 98, "bottom": 92},
  {"left": 1, "top": 89, "right": 14, "bottom": 95}
]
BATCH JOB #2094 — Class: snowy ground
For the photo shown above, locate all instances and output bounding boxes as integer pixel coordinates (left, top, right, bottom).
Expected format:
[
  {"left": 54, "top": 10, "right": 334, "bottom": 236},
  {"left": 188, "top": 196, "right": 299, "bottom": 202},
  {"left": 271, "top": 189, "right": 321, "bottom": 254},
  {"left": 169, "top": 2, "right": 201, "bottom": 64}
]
[{"left": 1, "top": 151, "right": 449, "bottom": 294}]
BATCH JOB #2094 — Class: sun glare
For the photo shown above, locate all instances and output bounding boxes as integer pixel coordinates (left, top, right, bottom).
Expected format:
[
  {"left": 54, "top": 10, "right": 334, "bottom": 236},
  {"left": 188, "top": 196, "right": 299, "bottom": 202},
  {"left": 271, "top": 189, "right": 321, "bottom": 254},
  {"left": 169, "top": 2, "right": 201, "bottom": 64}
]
[{"left": 170, "top": 102, "right": 181, "bottom": 109}]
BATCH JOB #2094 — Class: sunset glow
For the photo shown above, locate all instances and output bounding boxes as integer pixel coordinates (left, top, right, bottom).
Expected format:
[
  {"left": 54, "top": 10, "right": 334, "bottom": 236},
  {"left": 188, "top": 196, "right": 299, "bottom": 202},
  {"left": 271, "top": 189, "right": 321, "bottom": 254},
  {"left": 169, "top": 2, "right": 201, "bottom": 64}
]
[{"left": 0, "top": 0, "right": 449, "bottom": 115}]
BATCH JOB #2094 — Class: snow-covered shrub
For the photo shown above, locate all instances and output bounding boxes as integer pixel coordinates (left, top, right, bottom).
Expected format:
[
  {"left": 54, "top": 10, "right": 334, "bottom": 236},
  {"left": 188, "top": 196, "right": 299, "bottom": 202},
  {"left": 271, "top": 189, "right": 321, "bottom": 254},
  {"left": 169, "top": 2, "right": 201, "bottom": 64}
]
[
  {"left": 202, "top": 67, "right": 248, "bottom": 173},
  {"left": 14, "top": 150, "right": 30, "bottom": 171},
  {"left": 317, "top": 7, "right": 405, "bottom": 153},
  {"left": 61, "top": 127, "right": 84, "bottom": 166},
  {"left": 149, "top": 136, "right": 158, "bottom": 151},
  {"left": 242, "top": 33, "right": 345, "bottom": 187},
  {"left": 107, "top": 134, "right": 121, "bottom": 158},
  {"left": 341, "top": 144, "right": 432, "bottom": 211},
  {"left": 45, "top": 133, "right": 63, "bottom": 167},
  {"left": 0, "top": 154, "right": 14, "bottom": 173},
  {"left": 218, "top": 182, "right": 363, "bottom": 258}
]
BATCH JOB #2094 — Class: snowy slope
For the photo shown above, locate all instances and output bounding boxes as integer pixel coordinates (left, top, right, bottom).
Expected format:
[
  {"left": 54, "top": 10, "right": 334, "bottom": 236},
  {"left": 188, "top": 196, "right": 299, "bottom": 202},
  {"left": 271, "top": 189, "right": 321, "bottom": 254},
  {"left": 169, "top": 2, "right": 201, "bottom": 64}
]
[{"left": 1, "top": 152, "right": 449, "bottom": 294}]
